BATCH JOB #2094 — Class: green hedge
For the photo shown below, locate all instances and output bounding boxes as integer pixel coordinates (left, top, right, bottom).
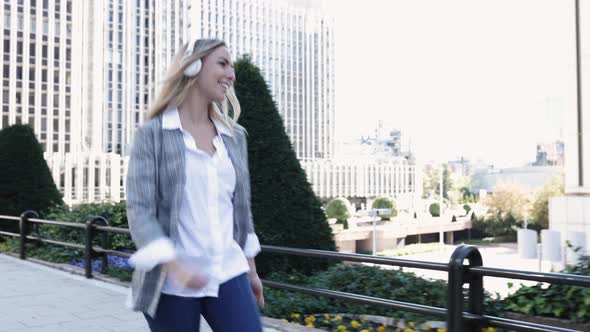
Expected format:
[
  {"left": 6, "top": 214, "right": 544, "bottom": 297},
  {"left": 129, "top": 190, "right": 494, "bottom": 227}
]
[
  {"left": 265, "top": 263, "right": 459, "bottom": 323},
  {"left": 44, "top": 201, "right": 134, "bottom": 251}
]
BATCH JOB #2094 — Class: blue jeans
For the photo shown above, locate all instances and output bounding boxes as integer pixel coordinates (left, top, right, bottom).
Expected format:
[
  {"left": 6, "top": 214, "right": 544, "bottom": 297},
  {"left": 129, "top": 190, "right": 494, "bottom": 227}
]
[{"left": 144, "top": 273, "right": 263, "bottom": 332}]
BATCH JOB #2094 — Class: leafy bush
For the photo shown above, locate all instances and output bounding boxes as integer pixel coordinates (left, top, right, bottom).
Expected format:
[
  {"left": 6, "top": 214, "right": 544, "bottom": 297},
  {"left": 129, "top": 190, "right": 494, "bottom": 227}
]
[
  {"left": 529, "top": 177, "right": 564, "bottom": 229},
  {"left": 0, "top": 237, "right": 76, "bottom": 263},
  {"left": 0, "top": 238, "right": 132, "bottom": 281},
  {"left": 44, "top": 201, "right": 134, "bottom": 251},
  {"left": 371, "top": 196, "right": 398, "bottom": 220},
  {"left": 0, "top": 125, "right": 63, "bottom": 233},
  {"left": 234, "top": 56, "right": 335, "bottom": 276},
  {"left": 326, "top": 197, "right": 351, "bottom": 226},
  {"left": 264, "top": 264, "right": 449, "bottom": 323},
  {"left": 502, "top": 252, "right": 590, "bottom": 322},
  {"left": 471, "top": 213, "right": 521, "bottom": 240},
  {"left": 429, "top": 203, "right": 440, "bottom": 217}
]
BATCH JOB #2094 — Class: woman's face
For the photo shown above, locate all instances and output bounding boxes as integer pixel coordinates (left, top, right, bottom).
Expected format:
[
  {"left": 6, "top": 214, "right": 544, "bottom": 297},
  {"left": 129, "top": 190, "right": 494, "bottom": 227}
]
[{"left": 195, "top": 46, "right": 235, "bottom": 103}]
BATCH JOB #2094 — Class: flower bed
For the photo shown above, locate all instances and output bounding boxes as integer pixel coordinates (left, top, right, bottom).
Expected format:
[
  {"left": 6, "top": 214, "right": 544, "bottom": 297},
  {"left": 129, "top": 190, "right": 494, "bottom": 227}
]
[{"left": 282, "top": 313, "right": 497, "bottom": 332}]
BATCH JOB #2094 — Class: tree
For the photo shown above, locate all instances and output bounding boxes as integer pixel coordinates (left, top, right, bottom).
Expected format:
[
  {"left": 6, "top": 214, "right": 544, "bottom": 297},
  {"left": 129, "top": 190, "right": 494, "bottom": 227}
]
[
  {"left": 422, "top": 163, "right": 453, "bottom": 199},
  {"left": 371, "top": 196, "right": 398, "bottom": 220},
  {"left": 0, "top": 125, "right": 63, "bottom": 233},
  {"left": 482, "top": 183, "right": 530, "bottom": 220},
  {"left": 530, "top": 177, "right": 564, "bottom": 229},
  {"left": 234, "top": 56, "right": 336, "bottom": 276},
  {"left": 326, "top": 197, "right": 351, "bottom": 227}
]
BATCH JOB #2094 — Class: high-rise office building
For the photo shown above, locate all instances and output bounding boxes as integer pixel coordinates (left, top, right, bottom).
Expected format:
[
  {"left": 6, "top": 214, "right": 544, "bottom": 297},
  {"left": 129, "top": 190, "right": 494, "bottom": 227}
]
[
  {"left": 79, "top": 0, "right": 190, "bottom": 155},
  {"left": 1, "top": 0, "right": 190, "bottom": 155},
  {"left": 2, "top": 0, "right": 341, "bottom": 204},
  {"left": 189, "top": 0, "right": 336, "bottom": 160},
  {"left": 1, "top": 0, "right": 77, "bottom": 153}
]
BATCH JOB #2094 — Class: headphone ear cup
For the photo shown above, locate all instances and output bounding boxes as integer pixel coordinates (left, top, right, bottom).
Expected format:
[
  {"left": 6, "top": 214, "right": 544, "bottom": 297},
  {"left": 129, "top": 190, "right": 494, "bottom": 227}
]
[{"left": 184, "top": 59, "right": 202, "bottom": 77}]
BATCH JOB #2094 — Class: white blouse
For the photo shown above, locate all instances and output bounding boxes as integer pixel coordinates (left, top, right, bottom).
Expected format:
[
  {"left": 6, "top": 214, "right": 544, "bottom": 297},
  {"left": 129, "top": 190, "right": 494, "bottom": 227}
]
[{"left": 128, "top": 107, "right": 261, "bottom": 298}]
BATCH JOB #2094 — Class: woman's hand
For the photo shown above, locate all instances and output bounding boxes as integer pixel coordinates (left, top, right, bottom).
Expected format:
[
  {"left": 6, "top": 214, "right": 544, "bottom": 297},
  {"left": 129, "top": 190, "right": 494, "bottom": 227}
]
[
  {"left": 164, "top": 260, "right": 209, "bottom": 289},
  {"left": 248, "top": 271, "right": 265, "bottom": 308}
]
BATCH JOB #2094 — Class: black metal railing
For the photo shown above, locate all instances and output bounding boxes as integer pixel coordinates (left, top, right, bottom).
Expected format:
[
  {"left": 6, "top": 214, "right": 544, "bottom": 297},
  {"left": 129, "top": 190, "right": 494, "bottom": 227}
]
[{"left": 2, "top": 211, "right": 590, "bottom": 332}]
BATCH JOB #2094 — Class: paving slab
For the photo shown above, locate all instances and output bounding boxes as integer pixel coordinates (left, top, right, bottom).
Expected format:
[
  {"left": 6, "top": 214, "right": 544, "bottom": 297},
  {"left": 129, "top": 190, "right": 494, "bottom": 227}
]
[{"left": 0, "top": 253, "right": 283, "bottom": 332}]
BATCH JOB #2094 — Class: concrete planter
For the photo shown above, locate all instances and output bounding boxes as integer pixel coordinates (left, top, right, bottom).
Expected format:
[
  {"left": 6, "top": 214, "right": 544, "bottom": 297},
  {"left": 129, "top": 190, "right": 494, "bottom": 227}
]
[{"left": 506, "top": 312, "right": 590, "bottom": 332}]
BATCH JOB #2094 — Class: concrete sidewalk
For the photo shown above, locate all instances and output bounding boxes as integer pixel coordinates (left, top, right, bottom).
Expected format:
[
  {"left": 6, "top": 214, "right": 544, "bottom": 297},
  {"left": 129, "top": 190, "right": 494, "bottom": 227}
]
[{"left": 0, "top": 253, "right": 287, "bottom": 332}]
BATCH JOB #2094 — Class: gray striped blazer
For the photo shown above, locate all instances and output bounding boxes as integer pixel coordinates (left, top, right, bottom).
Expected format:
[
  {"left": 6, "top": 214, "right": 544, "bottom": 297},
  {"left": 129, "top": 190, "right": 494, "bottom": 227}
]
[{"left": 125, "top": 113, "right": 256, "bottom": 317}]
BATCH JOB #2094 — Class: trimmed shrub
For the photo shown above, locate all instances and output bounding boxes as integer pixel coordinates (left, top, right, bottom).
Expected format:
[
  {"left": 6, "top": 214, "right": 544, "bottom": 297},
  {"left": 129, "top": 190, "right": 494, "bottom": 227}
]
[
  {"left": 371, "top": 196, "right": 398, "bottom": 220},
  {"left": 234, "top": 56, "right": 335, "bottom": 276},
  {"left": 429, "top": 203, "right": 440, "bottom": 217},
  {"left": 325, "top": 197, "right": 351, "bottom": 227},
  {"left": 0, "top": 125, "right": 63, "bottom": 233}
]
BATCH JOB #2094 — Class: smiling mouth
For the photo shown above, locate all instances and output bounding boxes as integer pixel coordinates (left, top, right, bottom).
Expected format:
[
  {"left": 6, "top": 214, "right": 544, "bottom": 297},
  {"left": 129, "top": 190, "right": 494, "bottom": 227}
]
[{"left": 219, "top": 81, "right": 230, "bottom": 90}]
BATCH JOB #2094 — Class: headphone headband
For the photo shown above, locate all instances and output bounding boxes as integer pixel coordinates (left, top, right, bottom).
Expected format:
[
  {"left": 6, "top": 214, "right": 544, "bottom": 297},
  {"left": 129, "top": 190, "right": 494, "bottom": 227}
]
[{"left": 183, "top": 38, "right": 202, "bottom": 77}]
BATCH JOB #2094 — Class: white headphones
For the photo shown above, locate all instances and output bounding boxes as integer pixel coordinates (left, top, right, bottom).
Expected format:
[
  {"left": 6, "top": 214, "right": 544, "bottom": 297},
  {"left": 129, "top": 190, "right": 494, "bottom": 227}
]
[{"left": 183, "top": 38, "right": 202, "bottom": 77}]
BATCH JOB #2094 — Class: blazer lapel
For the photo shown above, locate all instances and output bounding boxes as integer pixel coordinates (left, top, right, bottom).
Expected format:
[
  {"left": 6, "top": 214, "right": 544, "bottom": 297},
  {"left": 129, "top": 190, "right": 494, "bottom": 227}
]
[{"left": 161, "top": 129, "right": 185, "bottom": 240}]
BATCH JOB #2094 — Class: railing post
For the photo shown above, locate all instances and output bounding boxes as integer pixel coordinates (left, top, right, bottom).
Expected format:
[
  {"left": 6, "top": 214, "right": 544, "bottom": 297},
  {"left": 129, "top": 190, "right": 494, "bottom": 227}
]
[
  {"left": 447, "top": 244, "right": 484, "bottom": 331},
  {"left": 84, "top": 216, "right": 108, "bottom": 278},
  {"left": 19, "top": 210, "right": 38, "bottom": 260}
]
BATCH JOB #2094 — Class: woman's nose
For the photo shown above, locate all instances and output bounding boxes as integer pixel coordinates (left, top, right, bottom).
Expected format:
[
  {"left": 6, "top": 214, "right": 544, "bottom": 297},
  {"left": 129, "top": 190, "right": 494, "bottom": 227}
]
[{"left": 227, "top": 69, "right": 236, "bottom": 82}]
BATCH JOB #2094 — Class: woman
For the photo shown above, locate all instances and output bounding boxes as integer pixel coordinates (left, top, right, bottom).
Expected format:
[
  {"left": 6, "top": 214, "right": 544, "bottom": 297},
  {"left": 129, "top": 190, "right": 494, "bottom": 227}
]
[{"left": 125, "top": 38, "right": 264, "bottom": 332}]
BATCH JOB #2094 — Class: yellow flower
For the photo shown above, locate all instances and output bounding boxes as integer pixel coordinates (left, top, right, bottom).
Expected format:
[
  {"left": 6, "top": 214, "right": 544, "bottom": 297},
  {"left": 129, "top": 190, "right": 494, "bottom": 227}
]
[
  {"left": 377, "top": 326, "right": 386, "bottom": 332},
  {"left": 337, "top": 325, "right": 348, "bottom": 331},
  {"left": 333, "top": 315, "right": 343, "bottom": 321},
  {"left": 437, "top": 329, "right": 446, "bottom": 332},
  {"left": 306, "top": 323, "right": 315, "bottom": 328},
  {"left": 361, "top": 330, "right": 370, "bottom": 332},
  {"left": 351, "top": 320, "right": 361, "bottom": 328},
  {"left": 324, "top": 314, "right": 331, "bottom": 320},
  {"left": 361, "top": 318, "right": 368, "bottom": 323},
  {"left": 304, "top": 316, "right": 317, "bottom": 325},
  {"left": 290, "top": 313, "right": 301, "bottom": 319},
  {"left": 403, "top": 329, "right": 415, "bottom": 332},
  {"left": 408, "top": 322, "right": 415, "bottom": 328},
  {"left": 482, "top": 328, "right": 496, "bottom": 332},
  {"left": 281, "top": 319, "right": 289, "bottom": 323}
]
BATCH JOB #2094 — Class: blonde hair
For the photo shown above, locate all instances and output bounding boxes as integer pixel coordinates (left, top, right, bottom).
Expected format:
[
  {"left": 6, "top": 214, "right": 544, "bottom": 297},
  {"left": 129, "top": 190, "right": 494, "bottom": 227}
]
[{"left": 146, "top": 38, "right": 241, "bottom": 132}]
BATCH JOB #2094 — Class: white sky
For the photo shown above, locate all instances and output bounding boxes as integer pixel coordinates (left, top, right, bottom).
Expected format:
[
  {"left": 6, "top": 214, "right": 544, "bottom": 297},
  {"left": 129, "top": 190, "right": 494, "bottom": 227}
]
[{"left": 322, "top": 0, "right": 584, "bottom": 167}]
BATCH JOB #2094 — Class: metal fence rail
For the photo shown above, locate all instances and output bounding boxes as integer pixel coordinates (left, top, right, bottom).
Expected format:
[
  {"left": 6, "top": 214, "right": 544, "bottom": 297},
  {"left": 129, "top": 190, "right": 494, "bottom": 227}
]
[{"left": 1, "top": 211, "right": 589, "bottom": 332}]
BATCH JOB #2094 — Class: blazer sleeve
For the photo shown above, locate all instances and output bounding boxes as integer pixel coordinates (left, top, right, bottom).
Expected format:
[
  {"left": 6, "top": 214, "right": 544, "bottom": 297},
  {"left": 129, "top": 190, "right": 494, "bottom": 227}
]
[
  {"left": 239, "top": 129, "right": 261, "bottom": 258},
  {"left": 126, "top": 124, "right": 167, "bottom": 249}
]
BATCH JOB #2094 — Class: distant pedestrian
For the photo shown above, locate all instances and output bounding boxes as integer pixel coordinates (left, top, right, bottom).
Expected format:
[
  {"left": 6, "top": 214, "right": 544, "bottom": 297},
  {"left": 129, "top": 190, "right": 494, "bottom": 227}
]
[{"left": 125, "top": 38, "right": 264, "bottom": 332}]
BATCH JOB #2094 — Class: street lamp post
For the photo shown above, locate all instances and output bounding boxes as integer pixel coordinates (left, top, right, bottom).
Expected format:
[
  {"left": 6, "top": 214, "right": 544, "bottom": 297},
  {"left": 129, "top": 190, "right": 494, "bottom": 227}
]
[
  {"left": 368, "top": 208, "right": 392, "bottom": 255},
  {"left": 439, "top": 163, "right": 445, "bottom": 244}
]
